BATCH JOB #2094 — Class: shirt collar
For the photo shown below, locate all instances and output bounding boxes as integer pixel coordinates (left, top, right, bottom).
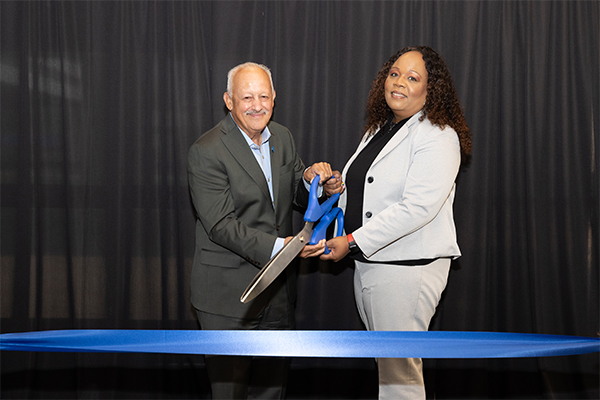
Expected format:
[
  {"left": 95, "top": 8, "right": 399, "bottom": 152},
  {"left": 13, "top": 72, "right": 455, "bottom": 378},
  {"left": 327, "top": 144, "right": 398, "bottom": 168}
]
[{"left": 230, "top": 113, "right": 271, "bottom": 147}]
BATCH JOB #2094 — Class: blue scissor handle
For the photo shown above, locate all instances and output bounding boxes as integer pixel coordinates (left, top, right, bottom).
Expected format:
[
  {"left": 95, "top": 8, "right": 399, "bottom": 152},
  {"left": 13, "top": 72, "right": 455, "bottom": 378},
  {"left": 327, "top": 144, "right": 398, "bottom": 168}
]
[
  {"left": 304, "top": 175, "right": 340, "bottom": 222},
  {"left": 309, "top": 207, "right": 344, "bottom": 254}
]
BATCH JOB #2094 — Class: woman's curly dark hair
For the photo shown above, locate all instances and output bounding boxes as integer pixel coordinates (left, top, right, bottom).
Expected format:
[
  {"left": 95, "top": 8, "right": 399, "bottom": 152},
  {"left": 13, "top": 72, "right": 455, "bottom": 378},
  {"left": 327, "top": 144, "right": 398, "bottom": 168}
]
[{"left": 364, "top": 46, "right": 472, "bottom": 156}]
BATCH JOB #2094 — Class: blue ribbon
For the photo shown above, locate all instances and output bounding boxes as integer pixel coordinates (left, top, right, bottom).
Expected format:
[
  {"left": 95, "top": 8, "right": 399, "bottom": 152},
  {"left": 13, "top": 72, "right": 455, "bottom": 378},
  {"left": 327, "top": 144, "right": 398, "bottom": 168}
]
[{"left": 1, "top": 330, "right": 598, "bottom": 358}]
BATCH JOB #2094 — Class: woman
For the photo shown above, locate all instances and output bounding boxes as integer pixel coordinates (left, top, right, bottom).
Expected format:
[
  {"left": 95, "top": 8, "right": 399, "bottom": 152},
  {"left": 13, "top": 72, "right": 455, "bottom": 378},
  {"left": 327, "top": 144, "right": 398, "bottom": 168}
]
[{"left": 321, "top": 46, "right": 471, "bottom": 399}]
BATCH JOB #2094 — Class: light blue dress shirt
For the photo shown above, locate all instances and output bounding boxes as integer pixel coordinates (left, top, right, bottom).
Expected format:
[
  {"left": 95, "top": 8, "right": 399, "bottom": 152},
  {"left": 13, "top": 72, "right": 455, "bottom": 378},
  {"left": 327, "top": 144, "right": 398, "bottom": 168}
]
[
  {"left": 232, "top": 114, "right": 322, "bottom": 258},
  {"left": 232, "top": 116, "right": 282, "bottom": 258}
]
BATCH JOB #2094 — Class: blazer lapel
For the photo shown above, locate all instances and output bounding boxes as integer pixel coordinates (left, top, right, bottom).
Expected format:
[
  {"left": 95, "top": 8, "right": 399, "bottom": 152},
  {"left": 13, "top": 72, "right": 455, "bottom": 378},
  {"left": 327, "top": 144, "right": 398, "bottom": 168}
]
[
  {"left": 269, "top": 127, "right": 281, "bottom": 209},
  {"left": 342, "top": 131, "right": 372, "bottom": 177},
  {"left": 220, "top": 115, "right": 271, "bottom": 202},
  {"left": 371, "top": 111, "right": 422, "bottom": 167}
]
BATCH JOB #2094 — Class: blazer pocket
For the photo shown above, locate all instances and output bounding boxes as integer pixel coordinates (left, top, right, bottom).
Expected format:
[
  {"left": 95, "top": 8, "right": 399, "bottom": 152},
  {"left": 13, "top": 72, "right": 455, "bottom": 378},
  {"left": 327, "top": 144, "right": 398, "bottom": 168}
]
[
  {"left": 279, "top": 160, "right": 295, "bottom": 176},
  {"left": 199, "top": 248, "right": 241, "bottom": 268}
]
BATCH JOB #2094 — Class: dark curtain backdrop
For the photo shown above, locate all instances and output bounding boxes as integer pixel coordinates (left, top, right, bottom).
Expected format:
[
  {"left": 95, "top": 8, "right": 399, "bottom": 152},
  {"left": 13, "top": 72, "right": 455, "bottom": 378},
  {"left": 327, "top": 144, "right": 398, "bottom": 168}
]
[{"left": 1, "top": 1, "right": 598, "bottom": 399}]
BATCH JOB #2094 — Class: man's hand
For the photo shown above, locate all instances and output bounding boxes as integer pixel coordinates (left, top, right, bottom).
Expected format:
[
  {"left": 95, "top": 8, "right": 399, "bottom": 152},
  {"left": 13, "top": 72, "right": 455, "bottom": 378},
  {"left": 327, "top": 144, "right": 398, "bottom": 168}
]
[
  {"left": 319, "top": 235, "right": 350, "bottom": 262},
  {"left": 299, "top": 239, "right": 327, "bottom": 258},
  {"left": 284, "top": 236, "right": 327, "bottom": 258},
  {"left": 304, "top": 163, "right": 344, "bottom": 197},
  {"left": 304, "top": 162, "right": 333, "bottom": 185}
]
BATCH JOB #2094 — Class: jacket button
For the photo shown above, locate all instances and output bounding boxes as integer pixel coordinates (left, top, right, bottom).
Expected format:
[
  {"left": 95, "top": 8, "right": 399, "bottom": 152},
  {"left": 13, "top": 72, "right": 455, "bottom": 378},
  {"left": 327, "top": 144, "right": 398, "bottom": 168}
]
[
  {"left": 276, "top": 225, "right": 281, "bottom": 231},
  {"left": 365, "top": 211, "right": 372, "bottom": 218},
  {"left": 367, "top": 176, "right": 374, "bottom": 183}
]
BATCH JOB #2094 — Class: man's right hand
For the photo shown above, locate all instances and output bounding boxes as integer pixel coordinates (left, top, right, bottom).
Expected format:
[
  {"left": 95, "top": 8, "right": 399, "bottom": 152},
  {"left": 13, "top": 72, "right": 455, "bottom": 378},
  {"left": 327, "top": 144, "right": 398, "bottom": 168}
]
[{"left": 284, "top": 236, "right": 327, "bottom": 258}]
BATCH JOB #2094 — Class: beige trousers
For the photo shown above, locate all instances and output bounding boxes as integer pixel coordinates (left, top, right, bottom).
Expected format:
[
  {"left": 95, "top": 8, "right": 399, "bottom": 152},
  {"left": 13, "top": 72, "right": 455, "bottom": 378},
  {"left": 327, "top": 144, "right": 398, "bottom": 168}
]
[{"left": 353, "top": 258, "right": 451, "bottom": 400}]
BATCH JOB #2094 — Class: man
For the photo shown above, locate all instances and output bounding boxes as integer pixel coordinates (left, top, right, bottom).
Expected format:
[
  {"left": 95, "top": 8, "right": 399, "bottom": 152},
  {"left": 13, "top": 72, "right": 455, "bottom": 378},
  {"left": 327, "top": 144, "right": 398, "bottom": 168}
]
[{"left": 187, "top": 62, "right": 342, "bottom": 399}]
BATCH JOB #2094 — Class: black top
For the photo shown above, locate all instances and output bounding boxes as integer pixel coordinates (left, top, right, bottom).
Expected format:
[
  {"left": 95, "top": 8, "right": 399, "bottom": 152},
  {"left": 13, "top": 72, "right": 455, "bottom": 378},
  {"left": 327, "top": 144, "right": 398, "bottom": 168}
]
[
  {"left": 345, "top": 115, "right": 441, "bottom": 266},
  {"left": 344, "top": 115, "right": 409, "bottom": 262}
]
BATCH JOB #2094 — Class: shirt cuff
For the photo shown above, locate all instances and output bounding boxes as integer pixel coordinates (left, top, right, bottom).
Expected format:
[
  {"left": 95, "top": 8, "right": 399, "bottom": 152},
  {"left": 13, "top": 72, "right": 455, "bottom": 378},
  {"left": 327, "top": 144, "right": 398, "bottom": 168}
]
[
  {"left": 302, "top": 170, "right": 324, "bottom": 197},
  {"left": 271, "top": 237, "right": 286, "bottom": 258}
]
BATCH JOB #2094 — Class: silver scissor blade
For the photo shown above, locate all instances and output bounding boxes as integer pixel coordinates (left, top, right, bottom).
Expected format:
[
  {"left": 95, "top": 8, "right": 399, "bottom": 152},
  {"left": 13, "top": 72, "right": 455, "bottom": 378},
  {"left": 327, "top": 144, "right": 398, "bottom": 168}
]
[{"left": 240, "top": 222, "right": 314, "bottom": 303}]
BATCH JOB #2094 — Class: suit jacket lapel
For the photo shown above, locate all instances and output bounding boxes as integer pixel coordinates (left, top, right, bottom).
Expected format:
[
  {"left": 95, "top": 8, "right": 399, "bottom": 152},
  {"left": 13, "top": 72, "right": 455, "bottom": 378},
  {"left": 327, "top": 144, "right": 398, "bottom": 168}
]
[
  {"left": 371, "top": 111, "right": 422, "bottom": 167},
  {"left": 269, "top": 126, "right": 281, "bottom": 209},
  {"left": 220, "top": 115, "right": 272, "bottom": 202}
]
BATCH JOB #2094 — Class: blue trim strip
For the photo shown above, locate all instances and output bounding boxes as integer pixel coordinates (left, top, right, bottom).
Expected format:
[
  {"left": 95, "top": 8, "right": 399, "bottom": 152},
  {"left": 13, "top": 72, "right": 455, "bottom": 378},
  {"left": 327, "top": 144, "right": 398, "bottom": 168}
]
[{"left": 1, "top": 330, "right": 598, "bottom": 358}]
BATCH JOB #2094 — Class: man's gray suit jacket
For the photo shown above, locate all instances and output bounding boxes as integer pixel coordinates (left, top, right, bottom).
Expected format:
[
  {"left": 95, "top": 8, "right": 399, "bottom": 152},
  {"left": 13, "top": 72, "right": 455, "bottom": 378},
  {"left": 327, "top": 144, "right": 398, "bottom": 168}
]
[{"left": 187, "top": 114, "right": 309, "bottom": 319}]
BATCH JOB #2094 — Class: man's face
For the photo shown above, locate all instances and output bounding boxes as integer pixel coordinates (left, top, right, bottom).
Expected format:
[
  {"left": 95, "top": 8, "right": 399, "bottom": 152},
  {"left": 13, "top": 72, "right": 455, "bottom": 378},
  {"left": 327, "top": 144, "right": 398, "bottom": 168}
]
[{"left": 223, "top": 67, "right": 275, "bottom": 138}]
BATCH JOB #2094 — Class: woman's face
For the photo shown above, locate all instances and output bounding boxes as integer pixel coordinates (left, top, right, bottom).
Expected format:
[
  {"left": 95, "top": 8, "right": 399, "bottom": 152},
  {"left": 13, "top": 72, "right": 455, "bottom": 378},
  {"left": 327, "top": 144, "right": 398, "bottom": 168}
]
[{"left": 384, "top": 51, "right": 428, "bottom": 122}]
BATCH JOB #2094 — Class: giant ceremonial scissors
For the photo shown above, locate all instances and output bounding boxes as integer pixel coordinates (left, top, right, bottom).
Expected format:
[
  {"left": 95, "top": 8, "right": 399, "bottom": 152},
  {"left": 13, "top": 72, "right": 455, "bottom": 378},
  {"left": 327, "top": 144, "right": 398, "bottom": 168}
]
[{"left": 240, "top": 175, "right": 344, "bottom": 303}]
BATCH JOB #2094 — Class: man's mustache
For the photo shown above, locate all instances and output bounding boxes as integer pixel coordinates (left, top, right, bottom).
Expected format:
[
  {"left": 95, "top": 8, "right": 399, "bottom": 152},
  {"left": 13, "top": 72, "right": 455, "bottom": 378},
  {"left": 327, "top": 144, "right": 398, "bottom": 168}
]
[{"left": 245, "top": 109, "right": 268, "bottom": 116}]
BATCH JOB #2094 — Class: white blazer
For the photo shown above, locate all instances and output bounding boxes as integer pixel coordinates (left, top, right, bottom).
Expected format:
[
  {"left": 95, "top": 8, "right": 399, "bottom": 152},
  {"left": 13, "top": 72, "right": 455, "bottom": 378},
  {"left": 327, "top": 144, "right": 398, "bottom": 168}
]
[{"left": 340, "top": 111, "right": 462, "bottom": 262}]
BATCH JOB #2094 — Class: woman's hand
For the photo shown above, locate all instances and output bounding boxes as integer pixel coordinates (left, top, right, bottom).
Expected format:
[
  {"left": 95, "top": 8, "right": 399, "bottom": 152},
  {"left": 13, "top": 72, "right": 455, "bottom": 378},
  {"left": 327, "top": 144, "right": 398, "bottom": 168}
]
[
  {"left": 323, "top": 170, "right": 344, "bottom": 197},
  {"left": 319, "top": 235, "right": 350, "bottom": 262}
]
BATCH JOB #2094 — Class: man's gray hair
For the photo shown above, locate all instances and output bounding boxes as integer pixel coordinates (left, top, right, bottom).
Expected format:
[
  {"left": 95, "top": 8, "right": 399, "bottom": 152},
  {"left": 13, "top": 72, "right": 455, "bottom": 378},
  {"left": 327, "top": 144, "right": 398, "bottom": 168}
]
[{"left": 226, "top": 62, "right": 275, "bottom": 97}]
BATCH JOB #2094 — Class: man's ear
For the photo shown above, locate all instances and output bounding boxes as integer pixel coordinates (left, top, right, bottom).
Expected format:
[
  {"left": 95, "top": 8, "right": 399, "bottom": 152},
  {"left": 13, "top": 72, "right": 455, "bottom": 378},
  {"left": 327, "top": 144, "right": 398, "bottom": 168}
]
[{"left": 223, "top": 92, "right": 233, "bottom": 111}]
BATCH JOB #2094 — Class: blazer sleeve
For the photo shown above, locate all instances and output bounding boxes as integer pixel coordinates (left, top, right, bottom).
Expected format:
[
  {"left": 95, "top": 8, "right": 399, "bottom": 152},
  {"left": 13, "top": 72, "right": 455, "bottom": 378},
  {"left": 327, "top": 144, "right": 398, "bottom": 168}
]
[
  {"left": 187, "top": 123, "right": 308, "bottom": 268},
  {"left": 187, "top": 137, "right": 277, "bottom": 267}
]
